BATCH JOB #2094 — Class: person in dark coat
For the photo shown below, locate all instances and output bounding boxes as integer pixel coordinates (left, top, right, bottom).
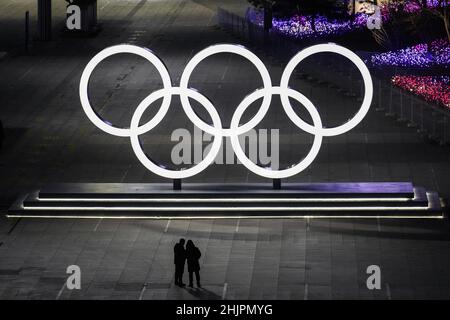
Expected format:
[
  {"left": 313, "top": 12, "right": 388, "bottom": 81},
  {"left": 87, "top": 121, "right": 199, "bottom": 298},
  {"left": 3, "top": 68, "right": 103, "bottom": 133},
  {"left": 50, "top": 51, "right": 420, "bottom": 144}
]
[
  {"left": 186, "top": 240, "right": 201, "bottom": 288},
  {"left": 174, "top": 238, "right": 186, "bottom": 287}
]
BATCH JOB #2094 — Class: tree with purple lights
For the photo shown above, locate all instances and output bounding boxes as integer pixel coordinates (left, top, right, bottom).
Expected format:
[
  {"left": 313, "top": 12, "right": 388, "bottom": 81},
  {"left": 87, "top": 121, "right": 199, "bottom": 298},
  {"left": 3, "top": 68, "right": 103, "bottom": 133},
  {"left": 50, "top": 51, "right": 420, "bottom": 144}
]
[
  {"left": 295, "top": 0, "right": 349, "bottom": 31},
  {"left": 370, "top": 38, "right": 449, "bottom": 67},
  {"left": 248, "top": 0, "right": 350, "bottom": 32}
]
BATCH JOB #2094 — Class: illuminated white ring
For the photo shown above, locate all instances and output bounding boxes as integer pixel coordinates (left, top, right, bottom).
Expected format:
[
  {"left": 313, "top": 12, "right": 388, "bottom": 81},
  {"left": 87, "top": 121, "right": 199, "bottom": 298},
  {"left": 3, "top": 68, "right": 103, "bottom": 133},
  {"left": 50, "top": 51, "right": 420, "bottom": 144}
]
[
  {"left": 80, "top": 43, "right": 373, "bottom": 180},
  {"left": 79, "top": 44, "right": 172, "bottom": 137},
  {"left": 129, "top": 87, "right": 223, "bottom": 179},
  {"left": 179, "top": 44, "right": 272, "bottom": 137},
  {"left": 280, "top": 43, "right": 373, "bottom": 137},
  {"left": 230, "top": 87, "right": 323, "bottom": 179}
]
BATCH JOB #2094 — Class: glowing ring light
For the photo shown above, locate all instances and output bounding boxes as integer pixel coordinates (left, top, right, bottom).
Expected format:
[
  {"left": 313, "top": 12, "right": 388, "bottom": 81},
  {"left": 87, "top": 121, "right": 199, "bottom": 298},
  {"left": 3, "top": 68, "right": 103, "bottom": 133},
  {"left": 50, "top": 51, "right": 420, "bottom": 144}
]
[
  {"left": 130, "top": 88, "right": 222, "bottom": 179},
  {"left": 79, "top": 43, "right": 373, "bottom": 180},
  {"left": 230, "top": 87, "right": 323, "bottom": 179},
  {"left": 280, "top": 43, "right": 373, "bottom": 137},
  {"left": 179, "top": 44, "right": 272, "bottom": 137},
  {"left": 79, "top": 44, "right": 172, "bottom": 137},
  {"left": 130, "top": 87, "right": 223, "bottom": 179}
]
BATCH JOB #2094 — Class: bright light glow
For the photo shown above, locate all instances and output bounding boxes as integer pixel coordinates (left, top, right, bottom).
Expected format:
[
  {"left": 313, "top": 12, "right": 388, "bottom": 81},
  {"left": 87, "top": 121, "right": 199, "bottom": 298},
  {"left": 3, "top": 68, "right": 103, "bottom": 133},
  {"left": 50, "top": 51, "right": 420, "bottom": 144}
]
[
  {"left": 129, "top": 87, "right": 222, "bottom": 179},
  {"left": 79, "top": 44, "right": 172, "bottom": 137},
  {"left": 370, "top": 39, "right": 450, "bottom": 68},
  {"left": 6, "top": 214, "right": 444, "bottom": 220},
  {"left": 392, "top": 75, "right": 449, "bottom": 109},
  {"left": 21, "top": 206, "right": 429, "bottom": 211},
  {"left": 280, "top": 43, "right": 373, "bottom": 137},
  {"left": 230, "top": 87, "right": 322, "bottom": 178},
  {"left": 79, "top": 43, "right": 373, "bottom": 179},
  {"left": 38, "top": 197, "right": 413, "bottom": 202},
  {"left": 179, "top": 44, "right": 272, "bottom": 137},
  {"left": 247, "top": 3, "right": 444, "bottom": 40}
]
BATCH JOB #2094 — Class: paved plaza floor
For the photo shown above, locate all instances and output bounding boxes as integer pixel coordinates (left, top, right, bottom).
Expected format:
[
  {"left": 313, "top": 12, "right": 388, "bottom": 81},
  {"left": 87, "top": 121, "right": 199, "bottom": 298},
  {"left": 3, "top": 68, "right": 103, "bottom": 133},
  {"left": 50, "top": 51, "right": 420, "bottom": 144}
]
[{"left": 0, "top": 0, "right": 449, "bottom": 299}]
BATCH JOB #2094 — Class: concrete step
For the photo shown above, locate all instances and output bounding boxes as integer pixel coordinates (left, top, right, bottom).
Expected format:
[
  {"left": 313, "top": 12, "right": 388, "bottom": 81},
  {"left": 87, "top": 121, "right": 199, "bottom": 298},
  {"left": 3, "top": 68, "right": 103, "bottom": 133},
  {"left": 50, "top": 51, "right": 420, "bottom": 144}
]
[
  {"left": 7, "top": 182, "right": 445, "bottom": 218},
  {"left": 36, "top": 182, "right": 416, "bottom": 199}
]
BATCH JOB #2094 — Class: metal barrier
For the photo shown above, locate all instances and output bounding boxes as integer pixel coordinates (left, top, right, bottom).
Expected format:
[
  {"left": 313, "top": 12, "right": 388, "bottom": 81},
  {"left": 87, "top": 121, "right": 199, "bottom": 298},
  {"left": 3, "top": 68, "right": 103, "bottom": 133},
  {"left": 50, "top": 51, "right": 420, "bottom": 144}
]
[{"left": 217, "top": 7, "right": 449, "bottom": 145}]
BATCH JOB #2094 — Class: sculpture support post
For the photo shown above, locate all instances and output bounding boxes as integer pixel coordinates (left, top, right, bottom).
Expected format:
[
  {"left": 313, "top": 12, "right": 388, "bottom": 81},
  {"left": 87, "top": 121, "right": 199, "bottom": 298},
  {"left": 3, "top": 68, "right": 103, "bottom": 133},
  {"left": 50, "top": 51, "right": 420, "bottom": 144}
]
[
  {"left": 273, "top": 179, "right": 281, "bottom": 190},
  {"left": 173, "top": 179, "right": 182, "bottom": 190}
]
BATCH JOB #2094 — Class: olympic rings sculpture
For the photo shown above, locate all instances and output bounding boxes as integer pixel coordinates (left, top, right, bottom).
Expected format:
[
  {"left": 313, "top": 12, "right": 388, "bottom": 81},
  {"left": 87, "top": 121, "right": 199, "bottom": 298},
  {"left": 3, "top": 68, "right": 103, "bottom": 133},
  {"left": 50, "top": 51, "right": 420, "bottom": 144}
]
[{"left": 79, "top": 43, "right": 373, "bottom": 179}]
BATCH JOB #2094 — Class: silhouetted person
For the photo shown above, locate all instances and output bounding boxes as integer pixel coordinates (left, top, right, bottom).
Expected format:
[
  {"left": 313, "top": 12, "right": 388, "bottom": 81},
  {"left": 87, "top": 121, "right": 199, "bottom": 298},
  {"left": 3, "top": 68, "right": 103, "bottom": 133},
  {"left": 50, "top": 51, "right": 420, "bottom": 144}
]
[
  {"left": 174, "top": 238, "right": 186, "bottom": 287},
  {"left": 186, "top": 240, "right": 201, "bottom": 288}
]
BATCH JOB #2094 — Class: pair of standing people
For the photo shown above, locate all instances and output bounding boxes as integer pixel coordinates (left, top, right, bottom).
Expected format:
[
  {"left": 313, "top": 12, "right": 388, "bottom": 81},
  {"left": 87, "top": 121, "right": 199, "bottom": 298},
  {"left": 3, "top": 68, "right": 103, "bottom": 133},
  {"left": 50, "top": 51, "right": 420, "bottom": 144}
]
[{"left": 174, "top": 239, "right": 202, "bottom": 288}]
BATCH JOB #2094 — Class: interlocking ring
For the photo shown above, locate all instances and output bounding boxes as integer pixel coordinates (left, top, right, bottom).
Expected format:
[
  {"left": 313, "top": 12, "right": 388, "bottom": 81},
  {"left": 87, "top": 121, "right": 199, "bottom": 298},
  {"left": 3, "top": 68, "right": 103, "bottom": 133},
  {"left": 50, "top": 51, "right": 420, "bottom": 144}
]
[
  {"left": 79, "top": 43, "right": 373, "bottom": 179},
  {"left": 280, "top": 44, "right": 373, "bottom": 137},
  {"left": 130, "top": 87, "right": 222, "bottom": 179},
  {"left": 230, "top": 87, "right": 323, "bottom": 179},
  {"left": 179, "top": 44, "right": 272, "bottom": 137},
  {"left": 79, "top": 44, "right": 172, "bottom": 137}
]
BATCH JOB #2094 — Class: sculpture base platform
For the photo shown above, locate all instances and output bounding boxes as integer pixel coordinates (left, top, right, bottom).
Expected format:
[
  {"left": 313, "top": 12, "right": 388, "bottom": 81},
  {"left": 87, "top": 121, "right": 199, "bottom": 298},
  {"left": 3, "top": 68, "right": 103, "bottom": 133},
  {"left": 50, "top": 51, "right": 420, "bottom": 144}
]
[{"left": 7, "top": 182, "right": 444, "bottom": 219}]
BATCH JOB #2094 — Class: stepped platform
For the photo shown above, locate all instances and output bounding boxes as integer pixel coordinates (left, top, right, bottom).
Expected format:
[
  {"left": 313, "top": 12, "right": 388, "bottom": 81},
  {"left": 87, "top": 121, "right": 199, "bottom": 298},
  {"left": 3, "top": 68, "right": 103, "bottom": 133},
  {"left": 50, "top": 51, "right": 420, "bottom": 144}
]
[{"left": 7, "top": 182, "right": 444, "bottom": 219}]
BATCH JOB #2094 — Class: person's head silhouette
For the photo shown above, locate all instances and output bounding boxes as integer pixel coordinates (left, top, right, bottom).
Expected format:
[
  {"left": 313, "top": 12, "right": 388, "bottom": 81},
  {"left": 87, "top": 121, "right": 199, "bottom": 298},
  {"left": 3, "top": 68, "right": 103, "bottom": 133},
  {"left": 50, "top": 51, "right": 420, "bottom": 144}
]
[
  {"left": 186, "top": 240, "right": 195, "bottom": 250},
  {"left": 179, "top": 238, "right": 185, "bottom": 246}
]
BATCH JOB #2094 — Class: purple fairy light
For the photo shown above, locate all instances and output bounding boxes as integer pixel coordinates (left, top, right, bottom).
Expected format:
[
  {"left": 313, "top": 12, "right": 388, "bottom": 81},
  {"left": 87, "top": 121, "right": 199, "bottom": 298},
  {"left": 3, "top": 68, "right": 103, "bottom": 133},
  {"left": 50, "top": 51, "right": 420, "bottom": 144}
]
[
  {"left": 247, "top": 9, "right": 369, "bottom": 39},
  {"left": 370, "top": 39, "right": 450, "bottom": 68},
  {"left": 246, "top": 1, "right": 444, "bottom": 41}
]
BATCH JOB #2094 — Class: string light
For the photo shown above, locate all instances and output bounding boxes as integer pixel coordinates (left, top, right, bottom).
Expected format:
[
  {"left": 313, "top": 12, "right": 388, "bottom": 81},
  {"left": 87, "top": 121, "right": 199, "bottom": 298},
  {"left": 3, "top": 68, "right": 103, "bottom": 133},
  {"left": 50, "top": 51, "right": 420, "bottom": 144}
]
[
  {"left": 247, "top": 1, "right": 444, "bottom": 40},
  {"left": 247, "top": 10, "right": 370, "bottom": 39},
  {"left": 370, "top": 39, "right": 450, "bottom": 67},
  {"left": 391, "top": 75, "right": 450, "bottom": 109}
]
